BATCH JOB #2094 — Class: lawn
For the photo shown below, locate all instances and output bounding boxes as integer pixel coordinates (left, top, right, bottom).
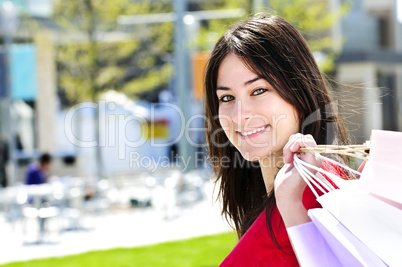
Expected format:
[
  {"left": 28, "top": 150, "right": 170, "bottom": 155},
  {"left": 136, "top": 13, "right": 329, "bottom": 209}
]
[{"left": 1, "top": 232, "right": 237, "bottom": 267}]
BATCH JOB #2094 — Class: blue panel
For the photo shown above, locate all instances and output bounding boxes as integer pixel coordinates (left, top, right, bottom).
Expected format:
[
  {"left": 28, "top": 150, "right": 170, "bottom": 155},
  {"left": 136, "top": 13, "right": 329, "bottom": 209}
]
[{"left": 10, "top": 44, "right": 37, "bottom": 100}]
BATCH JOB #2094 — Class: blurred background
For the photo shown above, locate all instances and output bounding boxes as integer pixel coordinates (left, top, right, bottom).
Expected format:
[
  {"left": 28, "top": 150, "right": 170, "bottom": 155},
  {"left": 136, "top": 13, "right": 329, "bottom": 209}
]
[{"left": 0, "top": 0, "right": 401, "bottom": 265}]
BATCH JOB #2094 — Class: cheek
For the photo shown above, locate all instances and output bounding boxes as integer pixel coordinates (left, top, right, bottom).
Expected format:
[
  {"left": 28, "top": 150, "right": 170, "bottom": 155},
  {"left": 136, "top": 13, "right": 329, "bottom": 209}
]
[
  {"left": 283, "top": 110, "right": 300, "bottom": 135},
  {"left": 218, "top": 107, "right": 231, "bottom": 128},
  {"left": 289, "top": 108, "right": 300, "bottom": 131},
  {"left": 218, "top": 107, "right": 234, "bottom": 141}
]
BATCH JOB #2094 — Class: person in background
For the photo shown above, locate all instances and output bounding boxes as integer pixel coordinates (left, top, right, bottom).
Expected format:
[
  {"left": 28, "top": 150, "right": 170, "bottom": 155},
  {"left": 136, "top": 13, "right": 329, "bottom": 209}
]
[{"left": 25, "top": 153, "right": 52, "bottom": 185}]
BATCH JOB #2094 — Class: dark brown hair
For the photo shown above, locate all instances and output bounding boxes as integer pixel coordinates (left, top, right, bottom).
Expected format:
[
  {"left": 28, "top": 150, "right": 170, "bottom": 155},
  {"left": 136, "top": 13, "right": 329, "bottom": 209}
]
[
  {"left": 39, "top": 152, "right": 52, "bottom": 165},
  {"left": 204, "top": 14, "right": 349, "bottom": 241}
]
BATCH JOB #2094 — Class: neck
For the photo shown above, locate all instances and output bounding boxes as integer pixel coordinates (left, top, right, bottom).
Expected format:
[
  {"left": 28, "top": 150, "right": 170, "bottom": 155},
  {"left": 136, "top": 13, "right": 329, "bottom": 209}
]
[{"left": 259, "top": 154, "right": 284, "bottom": 195}]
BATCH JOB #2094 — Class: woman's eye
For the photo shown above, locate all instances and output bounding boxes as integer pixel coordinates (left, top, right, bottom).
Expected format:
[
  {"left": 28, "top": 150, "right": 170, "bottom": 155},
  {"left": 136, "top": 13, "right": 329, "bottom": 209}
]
[
  {"left": 219, "top": 95, "right": 234, "bottom": 102},
  {"left": 252, "top": 88, "right": 267, "bottom": 95}
]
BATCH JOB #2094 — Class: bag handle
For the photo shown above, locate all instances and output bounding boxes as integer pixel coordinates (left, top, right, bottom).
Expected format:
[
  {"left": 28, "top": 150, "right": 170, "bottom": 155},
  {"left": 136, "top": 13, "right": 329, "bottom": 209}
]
[
  {"left": 293, "top": 154, "right": 363, "bottom": 199},
  {"left": 299, "top": 144, "right": 370, "bottom": 161}
]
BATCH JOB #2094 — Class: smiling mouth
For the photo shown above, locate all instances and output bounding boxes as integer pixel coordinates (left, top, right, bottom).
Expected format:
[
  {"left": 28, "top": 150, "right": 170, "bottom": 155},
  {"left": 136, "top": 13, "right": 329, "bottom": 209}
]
[{"left": 238, "top": 124, "right": 269, "bottom": 136}]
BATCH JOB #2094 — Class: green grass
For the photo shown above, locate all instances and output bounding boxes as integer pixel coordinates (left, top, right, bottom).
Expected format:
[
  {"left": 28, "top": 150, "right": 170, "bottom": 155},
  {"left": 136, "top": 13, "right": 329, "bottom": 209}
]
[{"left": 1, "top": 232, "right": 237, "bottom": 267}]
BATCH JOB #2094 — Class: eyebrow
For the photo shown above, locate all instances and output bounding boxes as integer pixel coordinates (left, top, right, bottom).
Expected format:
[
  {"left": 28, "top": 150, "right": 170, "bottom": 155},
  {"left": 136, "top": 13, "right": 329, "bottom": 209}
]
[
  {"left": 244, "top": 77, "right": 262, "bottom": 86},
  {"left": 216, "top": 77, "right": 262, "bottom": 91}
]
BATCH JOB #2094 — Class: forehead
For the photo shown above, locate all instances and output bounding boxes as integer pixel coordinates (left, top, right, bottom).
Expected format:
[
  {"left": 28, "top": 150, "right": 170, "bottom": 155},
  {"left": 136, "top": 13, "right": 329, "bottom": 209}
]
[{"left": 217, "top": 54, "right": 258, "bottom": 85}]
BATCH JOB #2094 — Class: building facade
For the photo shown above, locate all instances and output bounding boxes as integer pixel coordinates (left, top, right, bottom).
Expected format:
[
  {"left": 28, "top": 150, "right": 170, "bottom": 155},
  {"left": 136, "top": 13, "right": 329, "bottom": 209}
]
[{"left": 335, "top": 0, "right": 402, "bottom": 143}]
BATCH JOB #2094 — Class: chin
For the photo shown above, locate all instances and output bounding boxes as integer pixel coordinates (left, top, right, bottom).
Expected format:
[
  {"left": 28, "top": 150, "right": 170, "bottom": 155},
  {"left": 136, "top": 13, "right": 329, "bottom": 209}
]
[
  {"left": 238, "top": 148, "right": 273, "bottom": 162},
  {"left": 236, "top": 140, "right": 286, "bottom": 160}
]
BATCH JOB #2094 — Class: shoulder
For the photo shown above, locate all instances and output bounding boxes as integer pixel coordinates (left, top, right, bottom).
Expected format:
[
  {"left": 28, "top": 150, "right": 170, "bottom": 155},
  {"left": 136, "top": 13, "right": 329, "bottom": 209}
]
[
  {"left": 28, "top": 162, "right": 40, "bottom": 170},
  {"left": 220, "top": 210, "right": 298, "bottom": 266},
  {"left": 26, "top": 163, "right": 40, "bottom": 175}
]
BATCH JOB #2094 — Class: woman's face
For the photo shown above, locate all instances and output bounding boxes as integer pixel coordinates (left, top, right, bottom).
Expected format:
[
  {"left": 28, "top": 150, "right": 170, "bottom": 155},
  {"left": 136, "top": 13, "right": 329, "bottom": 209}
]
[{"left": 216, "top": 53, "right": 299, "bottom": 161}]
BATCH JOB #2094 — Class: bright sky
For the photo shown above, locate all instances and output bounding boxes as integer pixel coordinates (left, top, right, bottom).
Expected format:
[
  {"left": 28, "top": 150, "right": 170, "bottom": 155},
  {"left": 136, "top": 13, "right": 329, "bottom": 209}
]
[{"left": 398, "top": 0, "right": 402, "bottom": 23}]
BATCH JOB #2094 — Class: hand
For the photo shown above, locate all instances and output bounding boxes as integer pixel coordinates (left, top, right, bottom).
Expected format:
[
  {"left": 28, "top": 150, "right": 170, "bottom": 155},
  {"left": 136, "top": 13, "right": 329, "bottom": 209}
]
[{"left": 274, "top": 134, "right": 322, "bottom": 227}]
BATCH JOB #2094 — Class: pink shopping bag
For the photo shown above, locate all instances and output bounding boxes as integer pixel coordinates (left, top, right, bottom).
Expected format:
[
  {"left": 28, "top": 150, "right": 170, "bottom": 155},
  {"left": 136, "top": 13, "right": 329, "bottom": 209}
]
[{"left": 359, "top": 130, "right": 402, "bottom": 205}]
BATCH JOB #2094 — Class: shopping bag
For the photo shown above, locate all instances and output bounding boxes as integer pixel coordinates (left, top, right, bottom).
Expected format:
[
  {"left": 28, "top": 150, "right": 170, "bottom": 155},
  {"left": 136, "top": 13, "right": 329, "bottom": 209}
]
[
  {"left": 286, "top": 187, "right": 387, "bottom": 267},
  {"left": 291, "top": 158, "right": 387, "bottom": 266},
  {"left": 308, "top": 208, "right": 387, "bottom": 267},
  {"left": 317, "top": 182, "right": 402, "bottom": 267},
  {"left": 293, "top": 131, "right": 402, "bottom": 267},
  {"left": 287, "top": 221, "right": 342, "bottom": 267},
  {"left": 359, "top": 130, "right": 402, "bottom": 205}
]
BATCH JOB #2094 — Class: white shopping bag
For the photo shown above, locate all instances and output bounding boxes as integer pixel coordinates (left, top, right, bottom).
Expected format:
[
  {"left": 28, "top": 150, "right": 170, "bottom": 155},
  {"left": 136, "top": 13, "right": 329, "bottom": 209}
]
[
  {"left": 308, "top": 208, "right": 387, "bottom": 267},
  {"left": 317, "top": 182, "right": 402, "bottom": 267},
  {"left": 292, "top": 129, "right": 402, "bottom": 267}
]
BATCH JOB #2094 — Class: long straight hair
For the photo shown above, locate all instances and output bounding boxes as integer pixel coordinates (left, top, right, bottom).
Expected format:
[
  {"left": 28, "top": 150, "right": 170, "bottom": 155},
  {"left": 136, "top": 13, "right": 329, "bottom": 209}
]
[{"left": 204, "top": 14, "right": 349, "bottom": 240}]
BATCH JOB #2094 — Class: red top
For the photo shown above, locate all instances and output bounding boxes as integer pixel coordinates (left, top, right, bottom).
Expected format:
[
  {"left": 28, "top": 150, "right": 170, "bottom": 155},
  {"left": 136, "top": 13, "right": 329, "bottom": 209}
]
[{"left": 220, "top": 162, "right": 346, "bottom": 267}]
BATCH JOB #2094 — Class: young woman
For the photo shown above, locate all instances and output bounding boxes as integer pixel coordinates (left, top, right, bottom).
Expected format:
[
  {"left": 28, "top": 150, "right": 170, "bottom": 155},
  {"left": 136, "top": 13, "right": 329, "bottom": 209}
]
[{"left": 204, "top": 14, "right": 349, "bottom": 266}]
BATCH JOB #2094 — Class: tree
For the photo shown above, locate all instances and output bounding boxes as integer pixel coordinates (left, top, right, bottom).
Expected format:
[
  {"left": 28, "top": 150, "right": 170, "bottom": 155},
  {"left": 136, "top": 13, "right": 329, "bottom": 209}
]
[
  {"left": 53, "top": 0, "right": 346, "bottom": 105},
  {"left": 192, "top": 0, "right": 348, "bottom": 73},
  {"left": 189, "top": 0, "right": 250, "bottom": 52},
  {"left": 268, "top": 0, "right": 348, "bottom": 73},
  {"left": 52, "top": 0, "right": 177, "bottom": 178},
  {"left": 53, "top": 0, "right": 174, "bottom": 106}
]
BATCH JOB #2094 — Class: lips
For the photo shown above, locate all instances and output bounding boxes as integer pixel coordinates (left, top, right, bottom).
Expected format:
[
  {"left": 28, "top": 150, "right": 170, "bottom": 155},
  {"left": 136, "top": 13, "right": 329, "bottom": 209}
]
[{"left": 238, "top": 124, "right": 269, "bottom": 136}]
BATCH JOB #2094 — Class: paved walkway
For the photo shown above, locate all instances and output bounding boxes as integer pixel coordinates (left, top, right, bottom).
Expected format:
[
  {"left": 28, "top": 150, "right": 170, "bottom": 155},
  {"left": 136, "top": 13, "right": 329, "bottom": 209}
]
[{"left": 0, "top": 184, "right": 232, "bottom": 264}]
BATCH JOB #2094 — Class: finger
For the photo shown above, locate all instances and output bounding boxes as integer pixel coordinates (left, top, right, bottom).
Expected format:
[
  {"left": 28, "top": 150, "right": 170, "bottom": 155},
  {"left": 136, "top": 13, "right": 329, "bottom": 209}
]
[
  {"left": 290, "top": 134, "right": 317, "bottom": 153},
  {"left": 288, "top": 133, "right": 309, "bottom": 153},
  {"left": 283, "top": 134, "right": 299, "bottom": 163},
  {"left": 284, "top": 134, "right": 319, "bottom": 164},
  {"left": 282, "top": 135, "right": 294, "bottom": 163}
]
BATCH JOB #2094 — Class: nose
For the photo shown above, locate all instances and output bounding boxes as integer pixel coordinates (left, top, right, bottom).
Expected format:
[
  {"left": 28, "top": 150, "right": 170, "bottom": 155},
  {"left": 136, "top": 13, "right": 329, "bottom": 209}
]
[{"left": 232, "top": 99, "right": 252, "bottom": 125}]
